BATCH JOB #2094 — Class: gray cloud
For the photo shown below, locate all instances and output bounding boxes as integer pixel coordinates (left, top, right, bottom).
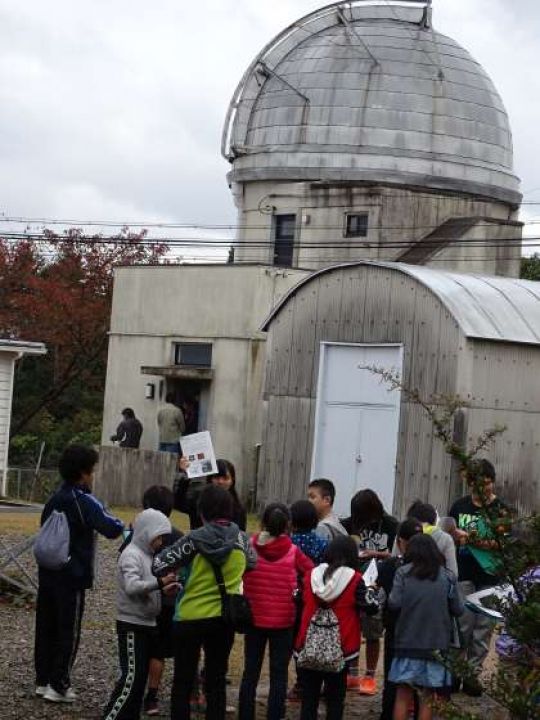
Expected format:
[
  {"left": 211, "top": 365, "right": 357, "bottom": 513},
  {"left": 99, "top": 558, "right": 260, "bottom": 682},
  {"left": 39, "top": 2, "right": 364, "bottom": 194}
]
[{"left": 0, "top": 0, "right": 537, "bottom": 244}]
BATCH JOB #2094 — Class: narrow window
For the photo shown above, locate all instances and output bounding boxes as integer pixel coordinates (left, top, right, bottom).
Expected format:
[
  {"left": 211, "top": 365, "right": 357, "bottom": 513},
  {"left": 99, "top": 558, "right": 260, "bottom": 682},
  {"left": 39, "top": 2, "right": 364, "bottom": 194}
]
[
  {"left": 273, "top": 214, "right": 296, "bottom": 267},
  {"left": 174, "top": 343, "right": 212, "bottom": 367},
  {"left": 345, "top": 213, "right": 368, "bottom": 238}
]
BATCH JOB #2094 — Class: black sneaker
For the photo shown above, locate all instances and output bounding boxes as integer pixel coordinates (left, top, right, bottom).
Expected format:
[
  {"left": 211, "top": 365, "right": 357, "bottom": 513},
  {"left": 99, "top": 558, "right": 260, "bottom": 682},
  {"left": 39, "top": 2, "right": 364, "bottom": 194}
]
[{"left": 144, "top": 697, "right": 159, "bottom": 716}]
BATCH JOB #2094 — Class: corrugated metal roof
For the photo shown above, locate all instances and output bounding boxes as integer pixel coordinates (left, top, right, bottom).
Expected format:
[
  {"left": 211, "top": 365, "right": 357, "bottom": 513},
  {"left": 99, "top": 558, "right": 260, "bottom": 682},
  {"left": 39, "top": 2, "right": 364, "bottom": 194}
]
[
  {"left": 224, "top": 2, "right": 520, "bottom": 205},
  {"left": 261, "top": 261, "right": 540, "bottom": 345}
]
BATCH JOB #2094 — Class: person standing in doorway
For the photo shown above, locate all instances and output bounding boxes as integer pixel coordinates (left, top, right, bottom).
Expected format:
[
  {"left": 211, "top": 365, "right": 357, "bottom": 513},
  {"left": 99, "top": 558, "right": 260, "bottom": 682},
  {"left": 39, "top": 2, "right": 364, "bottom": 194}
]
[
  {"left": 157, "top": 392, "right": 185, "bottom": 454},
  {"left": 448, "top": 459, "right": 512, "bottom": 696},
  {"left": 110, "top": 408, "right": 143, "bottom": 449},
  {"left": 34, "top": 445, "right": 124, "bottom": 703}
]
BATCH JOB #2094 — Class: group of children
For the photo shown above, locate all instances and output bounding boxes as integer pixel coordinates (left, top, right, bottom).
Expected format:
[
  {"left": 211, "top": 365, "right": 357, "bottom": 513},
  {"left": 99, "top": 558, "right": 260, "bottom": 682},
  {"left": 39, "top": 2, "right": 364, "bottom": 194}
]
[{"left": 34, "top": 445, "right": 520, "bottom": 720}]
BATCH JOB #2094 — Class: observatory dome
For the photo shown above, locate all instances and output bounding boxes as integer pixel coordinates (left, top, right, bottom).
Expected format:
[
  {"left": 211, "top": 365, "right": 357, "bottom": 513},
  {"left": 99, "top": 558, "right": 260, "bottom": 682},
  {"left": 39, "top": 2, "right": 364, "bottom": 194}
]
[{"left": 223, "top": 2, "right": 520, "bottom": 205}]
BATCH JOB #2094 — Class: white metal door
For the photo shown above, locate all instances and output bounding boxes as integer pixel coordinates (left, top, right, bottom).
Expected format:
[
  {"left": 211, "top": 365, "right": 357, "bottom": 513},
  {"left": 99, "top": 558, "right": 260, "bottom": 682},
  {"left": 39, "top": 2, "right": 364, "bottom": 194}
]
[{"left": 311, "top": 343, "right": 403, "bottom": 517}]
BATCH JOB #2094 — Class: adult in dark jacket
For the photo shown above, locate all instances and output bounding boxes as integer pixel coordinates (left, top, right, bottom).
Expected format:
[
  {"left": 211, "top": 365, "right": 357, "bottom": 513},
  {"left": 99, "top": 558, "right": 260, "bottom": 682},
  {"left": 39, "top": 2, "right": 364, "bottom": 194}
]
[
  {"left": 34, "top": 445, "right": 124, "bottom": 703},
  {"left": 110, "top": 407, "right": 143, "bottom": 448},
  {"left": 174, "top": 457, "right": 247, "bottom": 531}
]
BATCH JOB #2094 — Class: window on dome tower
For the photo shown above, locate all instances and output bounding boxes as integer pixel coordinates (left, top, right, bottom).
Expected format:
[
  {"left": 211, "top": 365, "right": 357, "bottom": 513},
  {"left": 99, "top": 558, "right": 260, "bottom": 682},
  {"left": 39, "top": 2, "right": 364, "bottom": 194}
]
[{"left": 345, "top": 213, "right": 368, "bottom": 238}]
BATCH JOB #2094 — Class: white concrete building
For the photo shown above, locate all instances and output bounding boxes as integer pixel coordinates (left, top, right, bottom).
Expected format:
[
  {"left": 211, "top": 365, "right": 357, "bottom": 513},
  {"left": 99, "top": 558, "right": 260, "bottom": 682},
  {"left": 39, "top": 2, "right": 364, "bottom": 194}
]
[
  {"left": 101, "top": 264, "right": 308, "bottom": 494},
  {"left": 0, "top": 339, "right": 47, "bottom": 496}
]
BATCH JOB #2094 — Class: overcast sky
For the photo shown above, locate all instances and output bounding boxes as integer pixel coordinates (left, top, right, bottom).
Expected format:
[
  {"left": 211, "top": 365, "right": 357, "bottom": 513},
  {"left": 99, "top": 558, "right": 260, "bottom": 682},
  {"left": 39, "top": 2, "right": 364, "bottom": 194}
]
[{"left": 0, "top": 0, "right": 538, "bottom": 255}]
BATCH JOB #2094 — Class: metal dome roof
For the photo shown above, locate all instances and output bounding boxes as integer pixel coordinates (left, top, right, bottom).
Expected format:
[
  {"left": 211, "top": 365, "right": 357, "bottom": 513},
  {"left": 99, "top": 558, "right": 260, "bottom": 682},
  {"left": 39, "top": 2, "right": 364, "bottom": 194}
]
[
  {"left": 223, "top": 1, "right": 521, "bottom": 205},
  {"left": 262, "top": 261, "right": 540, "bottom": 345}
]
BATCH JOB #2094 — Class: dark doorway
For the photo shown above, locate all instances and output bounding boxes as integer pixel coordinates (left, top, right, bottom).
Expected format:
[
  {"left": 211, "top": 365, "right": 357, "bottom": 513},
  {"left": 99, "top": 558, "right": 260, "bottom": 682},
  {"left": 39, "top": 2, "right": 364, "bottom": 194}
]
[
  {"left": 167, "top": 380, "right": 203, "bottom": 435},
  {"left": 273, "top": 214, "right": 296, "bottom": 267}
]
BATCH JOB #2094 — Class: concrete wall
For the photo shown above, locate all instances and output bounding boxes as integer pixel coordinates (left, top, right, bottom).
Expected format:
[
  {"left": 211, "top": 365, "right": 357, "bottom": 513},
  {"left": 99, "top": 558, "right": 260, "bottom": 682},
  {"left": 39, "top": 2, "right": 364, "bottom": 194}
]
[
  {"left": 232, "top": 181, "right": 521, "bottom": 276},
  {"left": 102, "top": 264, "right": 309, "bottom": 499}
]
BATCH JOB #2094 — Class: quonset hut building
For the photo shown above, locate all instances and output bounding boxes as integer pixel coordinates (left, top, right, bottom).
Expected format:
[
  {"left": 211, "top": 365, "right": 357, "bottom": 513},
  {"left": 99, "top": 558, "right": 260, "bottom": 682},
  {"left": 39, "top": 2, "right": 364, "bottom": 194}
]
[{"left": 102, "top": 1, "right": 539, "bottom": 514}]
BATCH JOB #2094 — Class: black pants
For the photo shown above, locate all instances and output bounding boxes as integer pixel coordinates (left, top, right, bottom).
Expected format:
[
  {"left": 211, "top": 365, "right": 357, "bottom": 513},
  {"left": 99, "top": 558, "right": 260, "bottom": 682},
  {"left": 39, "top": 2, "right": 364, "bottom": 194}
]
[
  {"left": 171, "top": 618, "right": 234, "bottom": 720},
  {"left": 238, "top": 627, "right": 293, "bottom": 720},
  {"left": 34, "top": 579, "right": 85, "bottom": 693},
  {"left": 380, "top": 633, "right": 397, "bottom": 720},
  {"left": 102, "top": 622, "right": 152, "bottom": 720},
  {"left": 298, "top": 667, "right": 347, "bottom": 720}
]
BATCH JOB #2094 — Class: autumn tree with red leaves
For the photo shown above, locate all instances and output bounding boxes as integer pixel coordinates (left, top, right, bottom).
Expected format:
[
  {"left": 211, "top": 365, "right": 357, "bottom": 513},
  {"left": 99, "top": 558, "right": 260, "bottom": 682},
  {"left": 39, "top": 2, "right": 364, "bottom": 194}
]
[{"left": 0, "top": 229, "right": 168, "bottom": 466}]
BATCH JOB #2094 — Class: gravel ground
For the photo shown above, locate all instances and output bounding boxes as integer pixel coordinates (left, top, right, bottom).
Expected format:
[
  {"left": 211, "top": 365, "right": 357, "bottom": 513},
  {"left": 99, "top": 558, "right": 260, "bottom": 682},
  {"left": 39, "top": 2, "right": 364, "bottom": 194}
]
[{"left": 0, "top": 535, "right": 508, "bottom": 719}]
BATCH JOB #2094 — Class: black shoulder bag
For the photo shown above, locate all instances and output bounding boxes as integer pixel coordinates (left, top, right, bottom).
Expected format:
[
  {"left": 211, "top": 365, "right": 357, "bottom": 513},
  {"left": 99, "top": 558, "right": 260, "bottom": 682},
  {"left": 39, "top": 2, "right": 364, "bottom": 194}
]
[{"left": 210, "top": 563, "right": 253, "bottom": 634}]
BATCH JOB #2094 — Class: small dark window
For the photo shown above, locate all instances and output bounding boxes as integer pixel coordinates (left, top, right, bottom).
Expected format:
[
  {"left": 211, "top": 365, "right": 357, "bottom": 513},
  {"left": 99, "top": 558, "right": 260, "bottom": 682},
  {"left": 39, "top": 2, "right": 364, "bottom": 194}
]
[
  {"left": 273, "top": 214, "right": 296, "bottom": 267},
  {"left": 345, "top": 213, "right": 368, "bottom": 238},
  {"left": 174, "top": 343, "right": 212, "bottom": 367}
]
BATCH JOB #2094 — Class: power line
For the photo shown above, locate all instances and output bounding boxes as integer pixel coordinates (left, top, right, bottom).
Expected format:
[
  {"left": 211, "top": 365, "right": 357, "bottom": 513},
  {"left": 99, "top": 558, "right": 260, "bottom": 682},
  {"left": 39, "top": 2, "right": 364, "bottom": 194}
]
[
  {"left": 0, "top": 219, "right": 533, "bottom": 234},
  {"left": 0, "top": 231, "right": 533, "bottom": 250}
]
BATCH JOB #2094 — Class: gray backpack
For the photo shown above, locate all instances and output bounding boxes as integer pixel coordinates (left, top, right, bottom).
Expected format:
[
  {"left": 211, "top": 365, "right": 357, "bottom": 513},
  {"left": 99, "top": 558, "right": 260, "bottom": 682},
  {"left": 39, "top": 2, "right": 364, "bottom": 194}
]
[
  {"left": 33, "top": 510, "right": 71, "bottom": 570},
  {"left": 297, "top": 607, "right": 345, "bottom": 673},
  {"left": 33, "top": 493, "right": 84, "bottom": 570}
]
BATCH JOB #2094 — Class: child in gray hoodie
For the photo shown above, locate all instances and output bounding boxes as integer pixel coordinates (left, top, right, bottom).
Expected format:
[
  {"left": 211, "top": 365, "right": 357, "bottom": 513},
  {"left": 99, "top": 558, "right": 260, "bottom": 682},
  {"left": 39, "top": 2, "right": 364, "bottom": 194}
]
[{"left": 103, "top": 509, "right": 178, "bottom": 720}]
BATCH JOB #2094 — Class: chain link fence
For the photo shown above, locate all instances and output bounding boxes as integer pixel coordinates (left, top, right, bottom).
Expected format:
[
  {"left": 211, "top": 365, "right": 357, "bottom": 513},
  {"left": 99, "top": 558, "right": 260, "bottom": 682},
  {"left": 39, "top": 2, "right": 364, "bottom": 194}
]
[{"left": 5, "top": 467, "right": 60, "bottom": 504}]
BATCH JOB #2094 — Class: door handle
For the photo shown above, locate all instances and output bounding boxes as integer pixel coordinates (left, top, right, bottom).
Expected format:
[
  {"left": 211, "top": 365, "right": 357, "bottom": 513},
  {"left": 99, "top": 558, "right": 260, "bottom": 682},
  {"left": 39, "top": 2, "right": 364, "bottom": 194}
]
[{"left": 356, "top": 454, "right": 362, "bottom": 463}]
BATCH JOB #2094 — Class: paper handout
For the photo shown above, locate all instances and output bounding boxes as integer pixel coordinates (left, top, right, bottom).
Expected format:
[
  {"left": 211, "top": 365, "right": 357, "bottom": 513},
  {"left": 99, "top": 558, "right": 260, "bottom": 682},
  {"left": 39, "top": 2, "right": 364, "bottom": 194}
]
[{"left": 181, "top": 431, "right": 218, "bottom": 478}]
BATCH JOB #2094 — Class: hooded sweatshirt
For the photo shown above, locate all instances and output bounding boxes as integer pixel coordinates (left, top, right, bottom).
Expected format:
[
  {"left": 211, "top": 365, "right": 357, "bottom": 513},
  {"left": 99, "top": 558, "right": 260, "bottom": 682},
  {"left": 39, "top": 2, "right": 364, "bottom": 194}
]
[
  {"left": 295, "top": 563, "right": 378, "bottom": 660},
  {"left": 243, "top": 533, "right": 313, "bottom": 629},
  {"left": 116, "top": 509, "right": 171, "bottom": 627},
  {"left": 152, "top": 521, "right": 256, "bottom": 622}
]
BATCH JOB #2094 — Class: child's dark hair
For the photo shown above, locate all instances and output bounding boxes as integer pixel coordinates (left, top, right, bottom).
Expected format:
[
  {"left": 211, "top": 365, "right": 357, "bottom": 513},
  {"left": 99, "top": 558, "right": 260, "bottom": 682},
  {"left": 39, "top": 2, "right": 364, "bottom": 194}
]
[
  {"left": 198, "top": 485, "right": 234, "bottom": 522},
  {"left": 261, "top": 502, "right": 290, "bottom": 537},
  {"left": 406, "top": 534, "right": 444, "bottom": 581},
  {"left": 323, "top": 536, "right": 359, "bottom": 582},
  {"left": 59, "top": 445, "right": 99, "bottom": 485},
  {"left": 350, "top": 488, "right": 384, "bottom": 531},
  {"left": 208, "top": 458, "right": 244, "bottom": 512},
  {"left": 466, "top": 458, "right": 496, "bottom": 484},
  {"left": 308, "top": 478, "right": 336, "bottom": 505},
  {"left": 142, "top": 485, "right": 174, "bottom": 517},
  {"left": 397, "top": 518, "right": 424, "bottom": 541},
  {"left": 290, "top": 500, "right": 318, "bottom": 532},
  {"left": 121, "top": 407, "right": 135, "bottom": 419},
  {"left": 406, "top": 501, "right": 437, "bottom": 526}
]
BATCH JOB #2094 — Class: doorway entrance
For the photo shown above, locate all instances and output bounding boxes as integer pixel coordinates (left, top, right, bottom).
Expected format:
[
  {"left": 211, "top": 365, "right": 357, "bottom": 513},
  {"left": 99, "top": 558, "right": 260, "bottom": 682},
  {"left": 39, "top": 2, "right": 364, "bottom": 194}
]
[
  {"left": 311, "top": 343, "right": 403, "bottom": 517},
  {"left": 166, "top": 379, "right": 209, "bottom": 435}
]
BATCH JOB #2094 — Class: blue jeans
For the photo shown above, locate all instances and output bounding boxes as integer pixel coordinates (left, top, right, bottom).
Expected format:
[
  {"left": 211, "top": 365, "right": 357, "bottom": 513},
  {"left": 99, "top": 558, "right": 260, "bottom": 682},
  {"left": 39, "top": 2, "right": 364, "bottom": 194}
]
[
  {"left": 158, "top": 442, "right": 181, "bottom": 454},
  {"left": 238, "top": 627, "right": 293, "bottom": 720}
]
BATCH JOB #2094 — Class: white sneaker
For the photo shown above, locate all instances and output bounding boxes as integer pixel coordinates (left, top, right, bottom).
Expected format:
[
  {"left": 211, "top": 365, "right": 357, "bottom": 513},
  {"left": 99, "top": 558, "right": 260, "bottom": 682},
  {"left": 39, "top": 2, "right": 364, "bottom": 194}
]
[
  {"left": 65, "top": 687, "right": 78, "bottom": 701},
  {"left": 43, "top": 686, "right": 76, "bottom": 703},
  {"left": 35, "top": 686, "right": 47, "bottom": 697}
]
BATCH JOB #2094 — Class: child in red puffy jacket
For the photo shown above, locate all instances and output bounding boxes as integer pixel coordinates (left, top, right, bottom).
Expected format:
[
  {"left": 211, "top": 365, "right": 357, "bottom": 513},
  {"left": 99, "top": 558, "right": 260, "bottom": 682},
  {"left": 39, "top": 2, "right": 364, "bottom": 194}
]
[{"left": 239, "top": 503, "right": 313, "bottom": 720}]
